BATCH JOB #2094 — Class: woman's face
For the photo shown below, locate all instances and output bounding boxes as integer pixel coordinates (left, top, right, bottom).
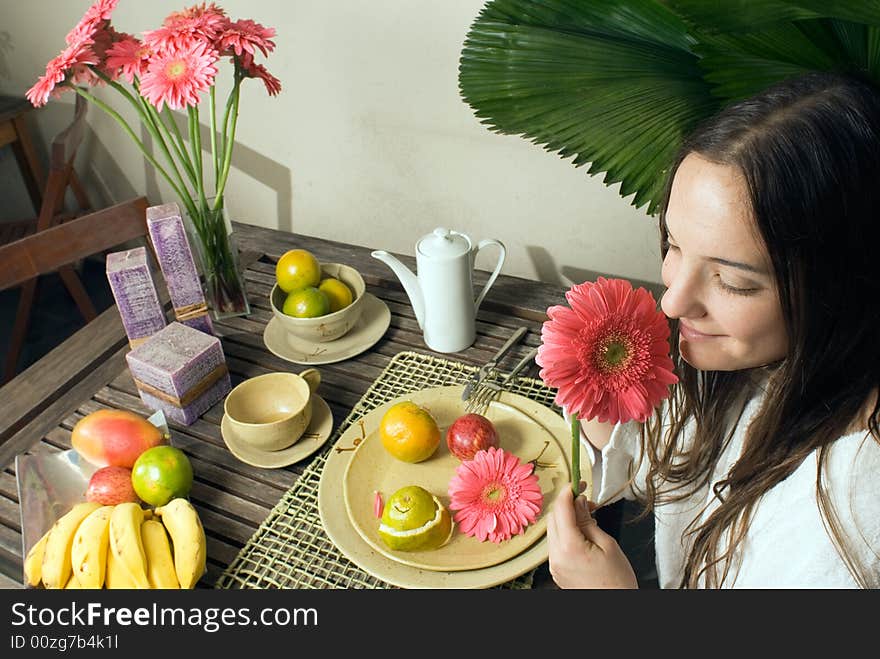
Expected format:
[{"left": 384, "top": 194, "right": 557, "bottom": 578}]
[{"left": 661, "top": 153, "right": 788, "bottom": 371}]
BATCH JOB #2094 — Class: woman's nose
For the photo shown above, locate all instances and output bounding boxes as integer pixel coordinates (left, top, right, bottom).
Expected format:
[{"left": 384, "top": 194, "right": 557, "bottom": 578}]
[{"left": 661, "top": 270, "right": 705, "bottom": 320}]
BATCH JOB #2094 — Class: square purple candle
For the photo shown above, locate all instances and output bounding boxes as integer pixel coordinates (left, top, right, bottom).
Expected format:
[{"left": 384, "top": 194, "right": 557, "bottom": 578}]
[
  {"left": 146, "top": 202, "right": 214, "bottom": 335},
  {"left": 106, "top": 247, "right": 166, "bottom": 347},
  {"left": 126, "top": 321, "right": 230, "bottom": 426}
]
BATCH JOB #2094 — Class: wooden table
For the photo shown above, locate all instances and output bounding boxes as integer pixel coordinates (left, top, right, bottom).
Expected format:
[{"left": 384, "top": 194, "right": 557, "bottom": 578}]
[{"left": 0, "top": 222, "right": 630, "bottom": 589}]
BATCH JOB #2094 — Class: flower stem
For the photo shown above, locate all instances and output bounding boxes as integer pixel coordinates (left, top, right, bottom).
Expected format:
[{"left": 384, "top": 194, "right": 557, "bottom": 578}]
[
  {"left": 90, "top": 69, "right": 193, "bottom": 199},
  {"left": 162, "top": 105, "right": 193, "bottom": 178},
  {"left": 209, "top": 86, "right": 220, "bottom": 186},
  {"left": 135, "top": 85, "right": 197, "bottom": 190},
  {"left": 188, "top": 106, "right": 206, "bottom": 207},
  {"left": 71, "top": 85, "right": 190, "bottom": 206},
  {"left": 571, "top": 416, "right": 581, "bottom": 498},
  {"left": 215, "top": 72, "right": 242, "bottom": 211}
]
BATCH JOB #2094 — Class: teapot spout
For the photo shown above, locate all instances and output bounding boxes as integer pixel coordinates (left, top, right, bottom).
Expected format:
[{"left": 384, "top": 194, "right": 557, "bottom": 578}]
[{"left": 371, "top": 250, "right": 425, "bottom": 329}]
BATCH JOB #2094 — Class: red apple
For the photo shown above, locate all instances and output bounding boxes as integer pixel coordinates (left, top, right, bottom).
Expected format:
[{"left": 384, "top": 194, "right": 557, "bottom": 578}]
[
  {"left": 446, "top": 413, "right": 500, "bottom": 461},
  {"left": 85, "top": 466, "right": 141, "bottom": 505}
]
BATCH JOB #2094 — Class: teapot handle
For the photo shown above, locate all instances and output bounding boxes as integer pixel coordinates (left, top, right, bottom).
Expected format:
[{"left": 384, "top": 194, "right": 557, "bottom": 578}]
[{"left": 473, "top": 239, "right": 506, "bottom": 311}]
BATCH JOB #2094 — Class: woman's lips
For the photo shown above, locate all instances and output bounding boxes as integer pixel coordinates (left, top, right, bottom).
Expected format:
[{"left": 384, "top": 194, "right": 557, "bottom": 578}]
[{"left": 679, "top": 322, "right": 722, "bottom": 341}]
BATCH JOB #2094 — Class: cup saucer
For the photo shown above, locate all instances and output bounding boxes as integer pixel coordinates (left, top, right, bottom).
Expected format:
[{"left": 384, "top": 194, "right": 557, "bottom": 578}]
[
  {"left": 221, "top": 395, "right": 334, "bottom": 468},
  {"left": 263, "top": 293, "right": 391, "bottom": 365}
]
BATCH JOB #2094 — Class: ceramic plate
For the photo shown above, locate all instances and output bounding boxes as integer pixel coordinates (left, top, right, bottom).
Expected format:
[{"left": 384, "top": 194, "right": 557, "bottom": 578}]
[
  {"left": 263, "top": 293, "right": 390, "bottom": 365},
  {"left": 342, "top": 389, "right": 569, "bottom": 571},
  {"left": 319, "top": 386, "right": 579, "bottom": 588},
  {"left": 221, "top": 395, "right": 334, "bottom": 468}
]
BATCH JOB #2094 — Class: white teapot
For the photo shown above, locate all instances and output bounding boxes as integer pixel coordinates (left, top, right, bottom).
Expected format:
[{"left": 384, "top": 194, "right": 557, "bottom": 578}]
[{"left": 372, "top": 228, "right": 506, "bottom": 353}]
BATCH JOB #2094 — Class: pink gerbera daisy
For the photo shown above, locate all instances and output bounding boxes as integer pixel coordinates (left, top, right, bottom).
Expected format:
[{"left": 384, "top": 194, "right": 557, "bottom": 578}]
[
  {"left": 217, "top": 19, "right": 276, "bottom": 57},
  {"left": 536, "top": 277, "right": 678, "bottom": 425},
  {"left": 139, "top": 39, "right": 218, "bottom": 111},
  {"left": 241, "top": 59, "right": 282, "bottom": 96},
  {"left": 447, "top": 447, "right": 543, "bottom": 543},
  {"left": 144, "top": 2, "right": 229, "bottom": 50},
  {"left": 65, "top": 0, "right": 118, "bottom": 45},
  {"left": 26, "top": 40, "right": 99, "bottom": 107},
  {"left": 106, "top": 35, "right": 152, "bottom": 83}
]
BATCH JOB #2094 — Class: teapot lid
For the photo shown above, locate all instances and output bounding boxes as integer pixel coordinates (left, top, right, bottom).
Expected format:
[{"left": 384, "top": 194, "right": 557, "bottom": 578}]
[{"left": 417, "top": 227, "right": 470, "bottom": 259}]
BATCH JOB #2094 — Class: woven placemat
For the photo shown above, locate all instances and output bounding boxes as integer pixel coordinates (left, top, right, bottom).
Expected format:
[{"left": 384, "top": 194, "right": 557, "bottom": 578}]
[{"left": 215, "top": 350, "right": 559, "bottom": 589}]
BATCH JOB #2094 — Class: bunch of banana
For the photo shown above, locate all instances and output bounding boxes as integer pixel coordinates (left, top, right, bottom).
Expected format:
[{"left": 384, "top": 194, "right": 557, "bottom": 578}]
[{"left": 23, "top": 498, "right": 206, "bottom": 589}]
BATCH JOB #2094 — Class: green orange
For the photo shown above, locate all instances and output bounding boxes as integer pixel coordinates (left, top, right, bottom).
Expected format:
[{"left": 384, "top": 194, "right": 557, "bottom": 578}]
[
  {"left": 282, "top": 286, "right": 330, "bottom": 318},
  {"left": 378, "top": 486, "right": 453, "bottom": 552},
  {"left": 318, "top": 278, "right": 353, "bottom": 313},
  {"left": 276, "top": 249, "right": 322, "bottom": 293},
  {"left": 131, "top": 446, "right": 193, "bottom": 507}
]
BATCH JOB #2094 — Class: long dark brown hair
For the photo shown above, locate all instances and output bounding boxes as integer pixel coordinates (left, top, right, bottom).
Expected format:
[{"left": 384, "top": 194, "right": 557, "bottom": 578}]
[{"left": 643, "top": 71, "right": 880, "bottom": 587}]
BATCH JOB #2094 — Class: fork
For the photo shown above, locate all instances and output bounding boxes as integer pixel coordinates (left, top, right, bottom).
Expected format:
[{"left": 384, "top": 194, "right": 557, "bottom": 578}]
[
  {"left": 461, "top": 327, "right": 527, "bottom": 403},
  {"left": 464, "top": 346, "right": 539, "bottom": 415}
]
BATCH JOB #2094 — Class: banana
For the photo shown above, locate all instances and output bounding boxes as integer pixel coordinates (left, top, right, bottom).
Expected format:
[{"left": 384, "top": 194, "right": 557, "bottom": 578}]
[
  {"left": 154, "top": 498, "right": 206, "bottom": 589},
  {"left": 104, "top": 543, "right": 135, "bottom": 589},
  {"left": 70, "top": 505, "right": 113, "bottom": 589},
  {"left": 141, "top": 519, "right": 179, "bottom": 589},
  {"left": 108, "top": 503, "right": 150, "bottom": 589},
  {"left": 23, "top": 529, "right": 51, "bottom": 587},
  {"left": 64, "top": 574, "right": 84, "bottom": 589},
  {"left": 41, "top": 502, "right": 102, "bottom": 589}
]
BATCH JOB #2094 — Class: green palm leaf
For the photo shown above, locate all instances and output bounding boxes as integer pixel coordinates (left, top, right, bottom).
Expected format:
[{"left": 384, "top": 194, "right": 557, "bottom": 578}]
[
  {"left": 693, "top": 21, "right": 850, "bottom": 102},
  {"left": 668, "top": 0, "right": 880, "bottom": 33},
  {"left": 460, "top": 0, "right": 717, "bottom": 215},
  {"left": 459, "top": 0, "right": 880, "bottom": 216}
]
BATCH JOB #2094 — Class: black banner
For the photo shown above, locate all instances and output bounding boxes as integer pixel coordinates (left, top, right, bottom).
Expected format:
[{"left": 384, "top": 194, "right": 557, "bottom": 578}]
[{"left": 0, "top": 587, "right": 870, "bottom": 653}]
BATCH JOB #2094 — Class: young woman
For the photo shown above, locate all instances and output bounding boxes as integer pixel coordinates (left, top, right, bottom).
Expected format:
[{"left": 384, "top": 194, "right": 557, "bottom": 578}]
[{"left": 546, "top": 71, "right": 880, "bottom": 588}]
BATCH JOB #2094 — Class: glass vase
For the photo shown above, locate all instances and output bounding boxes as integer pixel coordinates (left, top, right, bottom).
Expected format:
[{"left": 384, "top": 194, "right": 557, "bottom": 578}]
[{"left": 182, "top": 196, "right": 251, "bottom": 320}]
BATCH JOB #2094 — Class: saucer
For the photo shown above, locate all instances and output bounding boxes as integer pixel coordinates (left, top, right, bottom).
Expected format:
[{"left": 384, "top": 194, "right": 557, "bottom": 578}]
[
  {"left": 263, "top": 293, "right": 391, "bottom": 365},
  {"left": 221, "top": 395, "right": 334, "bottom": 468}
]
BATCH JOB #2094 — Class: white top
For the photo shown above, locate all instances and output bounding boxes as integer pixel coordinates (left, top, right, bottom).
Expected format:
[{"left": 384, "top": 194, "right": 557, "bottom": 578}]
[{"left": 581, "top": 384, "right": 880, "bottom": 588}]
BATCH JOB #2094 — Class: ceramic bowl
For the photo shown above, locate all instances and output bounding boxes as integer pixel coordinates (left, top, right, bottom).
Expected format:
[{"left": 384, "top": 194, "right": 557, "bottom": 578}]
[{"left": 270, "top": 262, "right": 366, "bottom": 343}]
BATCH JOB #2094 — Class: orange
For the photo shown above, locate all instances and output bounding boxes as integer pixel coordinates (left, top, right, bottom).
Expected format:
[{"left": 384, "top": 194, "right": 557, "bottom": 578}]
[
  {"left": 276, "top": 249, "right": 322, "bottom": 293},
  {"left": 282, "top": 287, "right": 330, "bottom": 318},
  {"left": 131, "top": 446, "right": 193, "bottom": 507},
  {"left": 318, "top": 277, "right": 353, "bottom": 312},
  {"left": 378, "top": 401, "right": 441, "bottom": 463}
]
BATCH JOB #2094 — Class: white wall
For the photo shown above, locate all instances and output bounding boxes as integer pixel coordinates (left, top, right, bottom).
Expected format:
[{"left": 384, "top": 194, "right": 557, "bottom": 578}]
[{"left": 0, "top": 0, "right": 662, "bottom": 286}]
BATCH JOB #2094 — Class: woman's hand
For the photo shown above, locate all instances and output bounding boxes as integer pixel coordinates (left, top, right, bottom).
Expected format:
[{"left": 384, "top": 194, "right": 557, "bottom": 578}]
[{"left": 546, "top": 485, "right": 638, "bottom": 589}]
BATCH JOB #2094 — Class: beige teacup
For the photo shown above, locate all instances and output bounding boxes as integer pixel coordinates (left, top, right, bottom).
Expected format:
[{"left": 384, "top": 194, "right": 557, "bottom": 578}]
[{"left": 223, "top": 369, "right": 321, "bottom": 451}]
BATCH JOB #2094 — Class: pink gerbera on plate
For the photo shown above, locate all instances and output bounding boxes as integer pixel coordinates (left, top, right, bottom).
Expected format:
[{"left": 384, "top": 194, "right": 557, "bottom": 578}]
[
  {"left": 447, "top": 447, "right": 543, "bottom": 543},
  {"left": 536, "top": 277, "right": 677, "bottom": 493}
]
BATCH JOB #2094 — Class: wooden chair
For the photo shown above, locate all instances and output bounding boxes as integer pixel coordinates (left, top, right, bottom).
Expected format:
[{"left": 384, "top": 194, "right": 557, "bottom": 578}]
[
  {"left": 1, "top": 93, "right": 100, "bottom": 383},
  {"left": 0, "top": 95, "right": 46, "bottom": 216},
  {"left": 0, "top": 197, "right": 151, "bottom": 383}
]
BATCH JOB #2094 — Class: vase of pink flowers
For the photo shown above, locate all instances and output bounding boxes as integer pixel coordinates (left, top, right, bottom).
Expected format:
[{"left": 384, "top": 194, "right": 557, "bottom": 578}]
[{"left": 27, "top": 0, "right": 281, "bottom": 320}]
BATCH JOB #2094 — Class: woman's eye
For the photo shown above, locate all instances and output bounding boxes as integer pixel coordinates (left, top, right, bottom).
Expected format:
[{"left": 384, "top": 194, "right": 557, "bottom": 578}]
[{"left": 716, "top": 276, "right": 759, "bottom": 296}]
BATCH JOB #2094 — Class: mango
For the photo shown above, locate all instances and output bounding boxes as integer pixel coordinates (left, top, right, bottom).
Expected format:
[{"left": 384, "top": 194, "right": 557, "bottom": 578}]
[{"left": 72, "top": 409, "right": 166, "bottom": 469}]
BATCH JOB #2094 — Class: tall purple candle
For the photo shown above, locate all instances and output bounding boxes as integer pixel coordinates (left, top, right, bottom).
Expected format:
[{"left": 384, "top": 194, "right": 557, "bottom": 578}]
[
  {"left": 146, "top": 202, "right": 214, "bottom": 335},
  {"left": 106, "top": 247, "right": 166, "bottom": 347}
]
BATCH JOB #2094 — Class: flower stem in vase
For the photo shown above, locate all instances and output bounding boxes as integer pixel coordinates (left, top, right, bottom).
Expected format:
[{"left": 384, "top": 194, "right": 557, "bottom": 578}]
[{"left": 186, "top": 198, "right": 250, "bottom": 320}]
